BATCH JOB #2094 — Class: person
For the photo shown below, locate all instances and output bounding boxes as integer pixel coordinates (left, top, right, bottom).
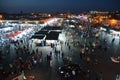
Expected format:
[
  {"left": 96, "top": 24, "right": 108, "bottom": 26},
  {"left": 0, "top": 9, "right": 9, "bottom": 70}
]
[
  {"left": 65, "top": 41, "right": 67, "bottom": 45},
  {"left": 65, "top": 72, "right": 70, "bottom": 78},
  {"left": 58, "top": 50, "right": 60, "bottom": 56},
  {"left": 100, "top": 72, "right": 103, "bottom": 80},
  {"left": 72, "top": 70, "right": 75, "bottom": 76},
  {"left": 6, "top": 50, "right": 9, "bottom": 54},
  {"left": 69, "top": 57, "right": 72, "bottom": 63},
  {"left": 50, "top": 51, "right": 52, "bottom": 56},
  {"left": 62, "top": 52, "right": 64, "bottom": 58},
  {"left": 80, "top": 53, "right": 83, "bottom": 59},
  {"left": 50, "top": 60, "right": 53, "bottom": 67},
  {"left": 112, "top": 38, "right": 115, "bottom": 43},
  {"left": 68, "top": 45, "right": 71, "bottom": 50},
  {"left": 36, "top": 48, "right": 38, "bottom": 54},
  {"left": 39, "top": 57, "right": 42, "bottom": 63},
  {"left": 104, "top": 47, "right": 107, "bottom": 52},
  {"left": 33, "top": 59, "right": 37, "bottom": 65},
  {"left": 39, "top": 51, "right": 42, "bottom": 57},
  {"left": 55, "top": 47, "right": 57, "bottom": 53},
  {"left": 9, "top": 63, "right": 13, "bottom": 70},
  {"left": 86, "top": 56, "right": 90, "bottom": 63},
  {"left": 26, "top": 60, "right": 32, "bottom": 70},
  {"left": 31, "top": 50, "right": 35, "bottom": 55},
  {"left": 28, "top": 75, "right": 35, "bottom": 80},
  {"left": 61, "top": 45, "right": 62, "bottom": 50}
]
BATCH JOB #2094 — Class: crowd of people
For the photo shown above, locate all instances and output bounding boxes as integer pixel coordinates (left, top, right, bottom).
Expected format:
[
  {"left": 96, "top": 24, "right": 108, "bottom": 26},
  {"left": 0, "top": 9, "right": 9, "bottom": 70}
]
[
  {"left": 0, "top": 25, "right": 42, "bottom": 79},
  {"left": 1, "top": 19, "right": 120, "bottom": 80}
]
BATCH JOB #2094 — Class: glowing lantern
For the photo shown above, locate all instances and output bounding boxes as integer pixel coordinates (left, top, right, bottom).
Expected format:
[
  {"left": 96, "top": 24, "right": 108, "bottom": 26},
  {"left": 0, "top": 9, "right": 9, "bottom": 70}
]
[{"left": 86, "top": 57, "right": 90, "bottom": 62}]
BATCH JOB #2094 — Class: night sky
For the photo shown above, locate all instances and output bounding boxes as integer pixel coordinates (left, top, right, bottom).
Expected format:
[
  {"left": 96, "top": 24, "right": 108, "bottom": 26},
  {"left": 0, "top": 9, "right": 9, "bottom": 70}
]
[{"left": 0, "top": 0, "right": 120, "bottom": 14}]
